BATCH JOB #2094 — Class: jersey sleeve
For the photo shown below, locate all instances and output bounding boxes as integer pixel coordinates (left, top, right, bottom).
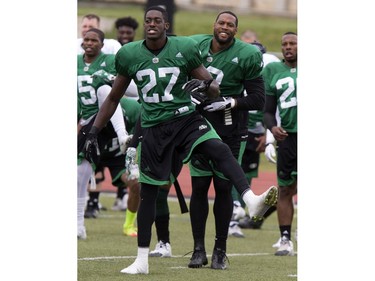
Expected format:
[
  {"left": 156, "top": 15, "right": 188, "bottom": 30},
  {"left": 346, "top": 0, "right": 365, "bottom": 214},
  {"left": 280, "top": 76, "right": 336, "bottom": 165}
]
[{"left": 243, "top": 45, "right": 264, "bottom": 81}]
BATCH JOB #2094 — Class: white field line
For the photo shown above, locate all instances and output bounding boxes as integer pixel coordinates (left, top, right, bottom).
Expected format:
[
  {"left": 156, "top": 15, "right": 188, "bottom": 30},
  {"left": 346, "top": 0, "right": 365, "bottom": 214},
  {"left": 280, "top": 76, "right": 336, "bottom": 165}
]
[{"left": 78, "top": 252, "right": 273, "bottom": 261}]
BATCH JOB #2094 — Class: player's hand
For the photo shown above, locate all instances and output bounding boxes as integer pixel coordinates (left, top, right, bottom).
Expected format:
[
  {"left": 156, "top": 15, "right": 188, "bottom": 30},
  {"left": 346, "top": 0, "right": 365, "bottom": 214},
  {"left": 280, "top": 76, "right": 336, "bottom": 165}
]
[
  {"left": 125, "top": 147, "right": 139, "bottom": 180},
  {"left": 182, "top": 79, "right": 213, "bottom": 93},
  {"left": 118, "top": 134, "right": 133, "bottom": 154},
  {"left": 190, "top": 91, "right": 209, "bottom": 105},
  {"left": 83, "top": 132, "right": 100, "bottom": 167},
  {"left": 203, "top": 97, "right": 234, "bottom": 112},
  {"left": 265, "top": 143, "right": 277, "bottom": 164},
  {"left": 91, "top": 70, "right": 116, "bottom": 84}
]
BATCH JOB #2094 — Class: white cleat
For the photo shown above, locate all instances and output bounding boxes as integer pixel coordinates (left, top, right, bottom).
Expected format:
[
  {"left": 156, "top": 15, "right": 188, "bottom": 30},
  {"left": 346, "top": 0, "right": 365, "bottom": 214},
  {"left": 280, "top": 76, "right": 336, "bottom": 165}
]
[
  {"left": 120, "top": 260, "right": 149, "bottom": 274},
  {"left": 232, "top": 201, "right": 246, "bottom": 221},
  {"left": 248, "top": 185, "right": 278, "bottom": 220},
  {"left": 149, "top": 241, "right": 172, "bottom": 257},
  {"left": 77, "top": 227, "right": 87, "bottom": 240},
  {"left": 274, "top": 236, "right": 294, "bottom": 256},
  {"left": 272, "top": 237, "right": 281, "bottom": 248}
]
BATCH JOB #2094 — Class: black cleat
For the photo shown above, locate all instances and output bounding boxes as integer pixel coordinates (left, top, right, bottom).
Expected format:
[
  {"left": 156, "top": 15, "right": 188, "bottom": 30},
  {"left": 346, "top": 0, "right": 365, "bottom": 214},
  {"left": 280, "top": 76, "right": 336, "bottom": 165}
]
[
  {"left": 188, "top": 248, "right": 208, "bottom": 268},
  {"left": 211, "top": 248, "right": 228, "bottom": 270},
  {"left": 84, "top": 200, "right": 99, "bottom": 218},
  {"left": 238, "top": 215, "right": 264, "bottom": 229}
]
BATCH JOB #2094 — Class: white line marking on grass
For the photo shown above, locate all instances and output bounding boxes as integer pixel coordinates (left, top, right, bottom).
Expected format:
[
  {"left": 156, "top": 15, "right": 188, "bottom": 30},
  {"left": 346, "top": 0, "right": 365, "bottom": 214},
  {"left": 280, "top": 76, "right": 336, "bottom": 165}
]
[
  {"left": 288, "top": 274, "right": 297, "bottom": 278},
  {"left": 78, "top": 252, "right": 271, "bottom": 261}
]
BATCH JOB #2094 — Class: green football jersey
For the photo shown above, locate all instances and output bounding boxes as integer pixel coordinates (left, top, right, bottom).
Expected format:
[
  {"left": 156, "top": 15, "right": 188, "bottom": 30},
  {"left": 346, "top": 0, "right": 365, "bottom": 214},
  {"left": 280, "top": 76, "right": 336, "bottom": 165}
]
[
  {"left": 247, "top": 110, "right": 265, "bottom": 134},
  {"left": 114, "top": 36, "right": 203, "bottom": 127},
  {"left": 77, "top": 53, "right": 116, "bottom": 122},
  {"left": 190, "top": 34, "right": 264, "bottom": 136},
  {"left": 190, "top": 34, "right": 263, "bottom": 97},
  {"left": 262, "top": 62, "right": 297, "bottom": 132}
]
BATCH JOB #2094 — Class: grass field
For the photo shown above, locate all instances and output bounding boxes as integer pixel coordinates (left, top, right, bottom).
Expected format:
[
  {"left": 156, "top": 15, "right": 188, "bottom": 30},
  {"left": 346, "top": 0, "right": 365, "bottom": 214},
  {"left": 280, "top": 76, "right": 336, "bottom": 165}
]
[{"left": 78, "top": 195, "right": 297, "bottom": 280}]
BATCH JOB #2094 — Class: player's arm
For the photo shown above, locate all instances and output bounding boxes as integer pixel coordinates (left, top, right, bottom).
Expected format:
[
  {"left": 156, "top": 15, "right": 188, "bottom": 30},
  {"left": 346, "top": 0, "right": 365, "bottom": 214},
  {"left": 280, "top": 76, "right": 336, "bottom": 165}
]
[
  {"left": 91, "top": 74, "right": 131, "bottom": 133},
  {"left": 264, "top": 94, "right": 278, "bottom": 131},
  {"left": 188, "top": 64, "right": 220, "bottom": 99},
  {"left": 234, "top": 77, "right": 265, "bottom": 111}
]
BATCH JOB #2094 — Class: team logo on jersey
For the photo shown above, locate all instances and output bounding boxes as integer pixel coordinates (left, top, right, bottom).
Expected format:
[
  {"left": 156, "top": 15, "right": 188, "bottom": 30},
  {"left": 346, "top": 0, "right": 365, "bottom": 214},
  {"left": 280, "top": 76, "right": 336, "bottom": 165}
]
[
  {"left": 231, "top": 57, "right": 239, "bottom": 63},
  {"left": 100, "top": 62, "right": 106, "bottom": 67},
  {"left": 291, "top": 68, "right": 296, "bottom": 73},
  {"left": 207, "top": 56, "right": 213, "bottom": 62},
  {"left": 83, "top": 66, "right": 89, "bottom": 71},
  {"left": 152, "top": 58, "right": 159, "bottom": 63},
  {"left": 175, "top": 52, "right": 183, "bottom": 58},
  {"left": 198, "top": 124, "right": 207, "bottom": 130}
]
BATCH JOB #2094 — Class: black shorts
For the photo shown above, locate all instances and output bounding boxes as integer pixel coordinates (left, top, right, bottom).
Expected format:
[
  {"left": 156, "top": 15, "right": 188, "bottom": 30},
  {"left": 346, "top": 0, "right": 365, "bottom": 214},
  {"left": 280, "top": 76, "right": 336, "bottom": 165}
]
[
  {"left": 277, "top": 132, "right": 297, "bottom": 186},
  {"left": 241, "top": 132, "right": 263, "bottom": 178},
  {"left": 139, "top": 111, "right": 220, "bottom": 185},
  {"left": 189, "top": 134, "right": 246, "bottom": 179}
]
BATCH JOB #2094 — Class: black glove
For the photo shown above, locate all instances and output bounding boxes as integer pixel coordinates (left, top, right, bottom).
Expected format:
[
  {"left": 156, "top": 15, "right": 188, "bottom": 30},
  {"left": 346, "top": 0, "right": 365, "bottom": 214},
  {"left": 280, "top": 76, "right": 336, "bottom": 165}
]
[
  {"left": 190, "top": 91, "right": 208, "bottom": 105},
  {"left": 83, "top": 126, "right": 100, "bottom": 166},
  {"left": 182, "top": 79, "right": 213, "bottom": 93}
]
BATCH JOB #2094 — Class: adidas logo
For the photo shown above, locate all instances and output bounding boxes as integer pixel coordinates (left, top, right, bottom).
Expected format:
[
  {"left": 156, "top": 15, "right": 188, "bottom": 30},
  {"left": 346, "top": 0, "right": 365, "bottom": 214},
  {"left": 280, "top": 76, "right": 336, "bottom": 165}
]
[
  {"left": 176, "top": 52, "right": 183, "bottom": 58},
  {"left": 231, "top": 57, "right": 238, "bottom": 63},
  {"left": 198, "top": 124, "right": 207, "bottom": 130}
]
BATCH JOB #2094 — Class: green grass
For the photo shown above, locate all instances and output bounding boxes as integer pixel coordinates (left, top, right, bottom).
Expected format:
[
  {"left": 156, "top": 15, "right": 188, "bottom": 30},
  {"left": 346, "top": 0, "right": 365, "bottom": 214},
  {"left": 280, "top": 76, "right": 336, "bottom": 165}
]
[
  {"left": 78, "top": 196, "right": 297, "bottom": 281},
  {"left": 78, "top": 3, "right": 297, "bottom": 52}
]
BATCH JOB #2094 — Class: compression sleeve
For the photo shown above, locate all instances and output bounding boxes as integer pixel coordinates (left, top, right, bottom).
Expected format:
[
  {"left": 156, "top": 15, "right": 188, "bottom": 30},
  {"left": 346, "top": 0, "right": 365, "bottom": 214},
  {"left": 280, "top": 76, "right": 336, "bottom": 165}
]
[{"left": 235, "top": 76, "right": 265, "bottom": 111}]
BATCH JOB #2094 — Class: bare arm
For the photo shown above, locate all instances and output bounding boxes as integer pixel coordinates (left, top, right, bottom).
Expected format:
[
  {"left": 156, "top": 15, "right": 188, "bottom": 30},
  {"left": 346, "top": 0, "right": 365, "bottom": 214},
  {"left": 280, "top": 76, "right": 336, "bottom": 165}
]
[
  {"left": 92, "top": 74, "right": 132, "bottom": 131},
  {"left": 189, "top": 64, "right": 220, "bottom": 99}
]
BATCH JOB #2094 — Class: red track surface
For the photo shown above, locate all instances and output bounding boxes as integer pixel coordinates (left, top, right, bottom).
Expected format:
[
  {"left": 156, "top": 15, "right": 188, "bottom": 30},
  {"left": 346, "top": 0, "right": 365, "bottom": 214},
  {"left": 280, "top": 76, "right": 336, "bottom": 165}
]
[{"left": 100, "top": 165, "right": 277, "bottom": 199}]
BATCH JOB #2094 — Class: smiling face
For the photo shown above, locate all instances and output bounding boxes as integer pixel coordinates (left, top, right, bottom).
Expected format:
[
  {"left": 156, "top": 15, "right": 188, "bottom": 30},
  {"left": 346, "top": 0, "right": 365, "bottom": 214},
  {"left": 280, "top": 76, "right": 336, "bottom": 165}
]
[
  {"left": 281, "top": 33, "right": 297, "bottom": 65},
  {"left": 81, "top": 17, "right": 99, "bottom": 37},
  {"left": 117, "top": 25, "right": 136, "bottom": 45},
  {"left": 213, "top": 13, "right": 238, "bottom": 45},
  {"left": 143, "top": 9, "right": 169, "bottom": 41}
]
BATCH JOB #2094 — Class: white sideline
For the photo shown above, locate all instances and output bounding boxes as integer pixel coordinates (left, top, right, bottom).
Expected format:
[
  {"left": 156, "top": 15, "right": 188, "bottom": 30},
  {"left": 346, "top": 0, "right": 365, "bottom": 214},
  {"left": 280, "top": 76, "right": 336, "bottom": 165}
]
[{"left": 78, "top": 252, "right": 271, "bottom": 261}]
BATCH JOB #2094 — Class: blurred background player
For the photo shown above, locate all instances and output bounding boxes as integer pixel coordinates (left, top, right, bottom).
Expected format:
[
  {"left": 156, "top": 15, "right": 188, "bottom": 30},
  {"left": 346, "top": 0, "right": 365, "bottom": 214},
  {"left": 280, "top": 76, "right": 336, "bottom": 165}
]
[
  {"left": 77, "top": 28, "right": 137, "bottom": 239},
  {"left": 115, "top": 16, "right": 139, "bottom": 46},
  {"left": 263, "top": 32, "right": 298, "bottom": 256},
  {"left": 77, "top": 13, "right": 121, "bottom": 55},
  {"left": 230, "top": 30, "right": 281, "bottom": 234}
]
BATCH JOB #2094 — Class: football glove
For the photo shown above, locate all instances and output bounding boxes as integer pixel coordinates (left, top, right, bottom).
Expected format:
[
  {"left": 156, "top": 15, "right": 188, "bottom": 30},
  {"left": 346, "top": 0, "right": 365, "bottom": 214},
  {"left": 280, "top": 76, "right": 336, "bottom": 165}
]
[
  {"left": 125, "top": 147, "right": 139, "bottom": 180},
  {"left": 91, "top": 69, "right": 116, "bottom": 84},
  {"left": 118, "top": 134, "right": 133, "bottom": 154},
  {"left": 182, "top": 79, "right": 213, "bottom": 93},
  {"left": 83, "top": 131, "right": 100, "bottom": 167},
  {"left": 203, "top": 97, "right": 235, "bottom": 112},
  {"left": 190, "top": 91, "right": 208, "bottom": 105},
  {"left": 265, "top": 143, "right": 276, "bottom": 164}
]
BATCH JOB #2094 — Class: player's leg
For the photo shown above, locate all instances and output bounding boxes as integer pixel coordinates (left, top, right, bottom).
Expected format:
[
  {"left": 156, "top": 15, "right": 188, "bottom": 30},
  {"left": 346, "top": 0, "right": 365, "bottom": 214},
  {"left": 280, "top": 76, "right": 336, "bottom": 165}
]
[
  {"left": 120, "top": 183, "right": 158, "bottom": 274},
  {"left": 196, "top": 139, "right": 278, "bottom": 222},
  {"left": 188, "top": 174, "right": 211, "bottom": 268},
  {"left": 211, "top": 175, "right": 232, "bottom": 270},
  {"left": 149, "top": 185, "right": 172, "bottom": 257},
  {"left": 274, "top": 133, "right": 297, "bottom": 256}
]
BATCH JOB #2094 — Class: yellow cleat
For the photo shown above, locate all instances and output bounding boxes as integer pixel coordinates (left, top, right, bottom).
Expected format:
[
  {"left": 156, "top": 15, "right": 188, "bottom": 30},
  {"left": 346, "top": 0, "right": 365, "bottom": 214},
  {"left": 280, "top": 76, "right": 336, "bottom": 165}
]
[{"left": 123, "top": 225, "right": 138, "bottom": 237}]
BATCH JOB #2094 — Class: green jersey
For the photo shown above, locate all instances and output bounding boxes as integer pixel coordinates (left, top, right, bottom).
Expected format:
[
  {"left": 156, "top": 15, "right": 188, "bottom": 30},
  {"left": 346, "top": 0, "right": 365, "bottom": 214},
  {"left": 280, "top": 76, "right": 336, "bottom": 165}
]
[
  {"left": 190, "top": 34, "right": 263, "bottom": 97},
  {"left": 247, "top": 110, "right": 265, "bottom": 134},
  {"left": 190, "top": 34, "right": 263, "bottom": 136},
  {"left": 114, "top": 36, "right": 203, "bottom": 127},
  {"left": 262, "top": 62, "right": 297, "bottom": 132},
  {"left": 77, "top": 53, "right": 116, "bottom": 122}
]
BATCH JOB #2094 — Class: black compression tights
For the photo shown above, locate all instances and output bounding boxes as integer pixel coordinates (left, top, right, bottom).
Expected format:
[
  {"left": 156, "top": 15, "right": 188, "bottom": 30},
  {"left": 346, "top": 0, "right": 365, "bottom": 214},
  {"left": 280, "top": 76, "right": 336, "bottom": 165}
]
[
  {"left": 137, "top": 183, "right": 159, "bottom": 247},
  {"left": 190, "top": 175, "right": 233, "bottom": 251},
  {"left": 195, "top": 139, "right": 249, "bottom": 196}
]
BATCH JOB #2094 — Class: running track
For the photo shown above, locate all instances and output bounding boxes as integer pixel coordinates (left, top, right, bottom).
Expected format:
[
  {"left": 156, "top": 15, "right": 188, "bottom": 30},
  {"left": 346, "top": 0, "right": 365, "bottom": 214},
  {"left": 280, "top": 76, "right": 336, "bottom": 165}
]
[{"left": 100, "top": 164, "right": 277, "bottom": 199}]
